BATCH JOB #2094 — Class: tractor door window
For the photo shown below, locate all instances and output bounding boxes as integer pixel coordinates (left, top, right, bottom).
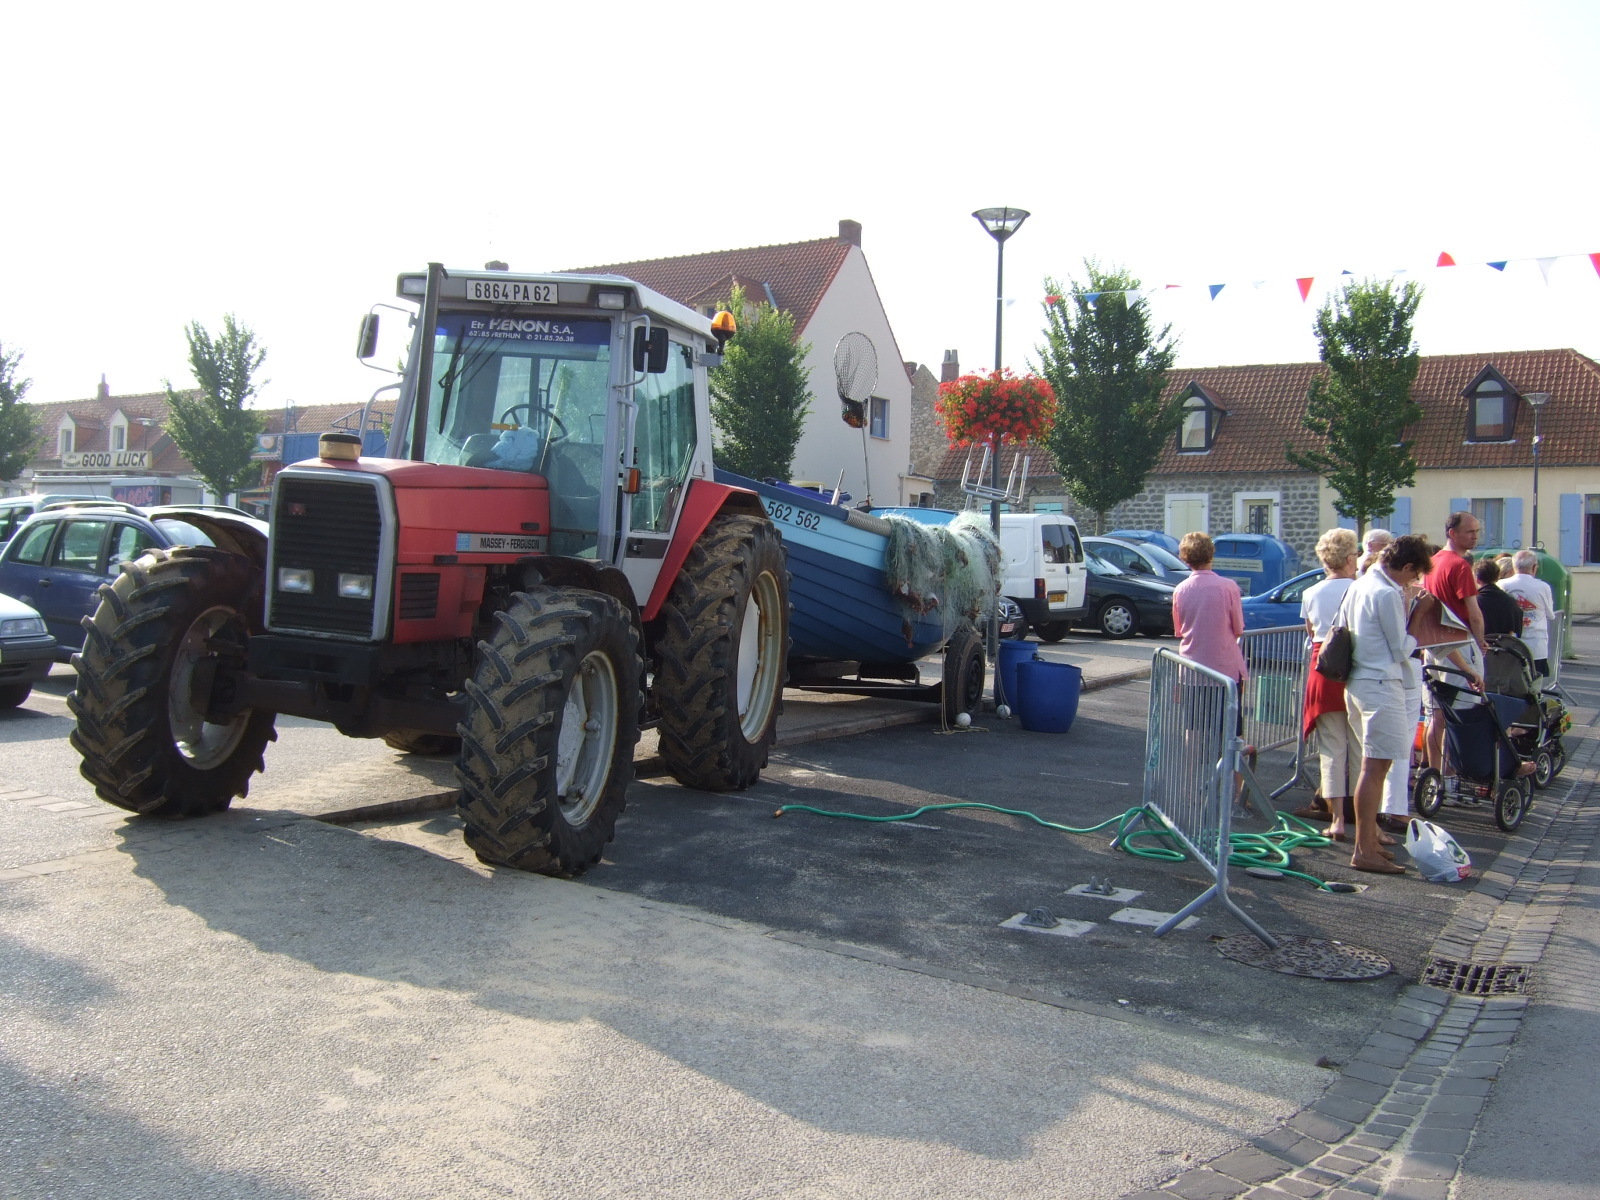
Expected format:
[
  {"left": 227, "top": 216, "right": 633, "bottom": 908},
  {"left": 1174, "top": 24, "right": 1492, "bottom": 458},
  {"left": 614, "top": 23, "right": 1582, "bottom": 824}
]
[{"left": 630, "top": 342, "right": 697, "bottom": 533}]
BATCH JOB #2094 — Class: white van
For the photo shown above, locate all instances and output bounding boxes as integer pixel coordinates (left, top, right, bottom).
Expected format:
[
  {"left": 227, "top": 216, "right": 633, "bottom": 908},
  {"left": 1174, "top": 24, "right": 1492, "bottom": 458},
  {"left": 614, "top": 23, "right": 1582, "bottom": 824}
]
[{"left": 997, "top": 513, "right": 1088, "bottom": 640}]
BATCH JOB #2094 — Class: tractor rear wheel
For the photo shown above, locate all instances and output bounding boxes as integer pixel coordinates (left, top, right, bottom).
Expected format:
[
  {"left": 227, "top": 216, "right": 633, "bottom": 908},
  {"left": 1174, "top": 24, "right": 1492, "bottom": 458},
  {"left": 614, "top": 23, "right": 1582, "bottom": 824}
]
[
  {"left": 457, "top": 587, "right": 641, "bottom": 876},
  {"left": 68, "top": 546, "right": 276, "bottom": 817},
  {"left": 655, "top": 514, "right": 788, "bottom": 792}
]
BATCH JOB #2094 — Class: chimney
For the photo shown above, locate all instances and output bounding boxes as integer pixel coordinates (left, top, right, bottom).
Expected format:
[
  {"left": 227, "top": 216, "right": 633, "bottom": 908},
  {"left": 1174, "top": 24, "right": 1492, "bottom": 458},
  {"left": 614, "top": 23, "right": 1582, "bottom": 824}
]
[
  {"left": 97, "top": 374, "right": 110, "bottom": 402},
  {"left": 838, "top": 219, "right": 862, "bottom": 247},
  {"left": 940, "top": 350, "right": 960, "bottom": 383}
]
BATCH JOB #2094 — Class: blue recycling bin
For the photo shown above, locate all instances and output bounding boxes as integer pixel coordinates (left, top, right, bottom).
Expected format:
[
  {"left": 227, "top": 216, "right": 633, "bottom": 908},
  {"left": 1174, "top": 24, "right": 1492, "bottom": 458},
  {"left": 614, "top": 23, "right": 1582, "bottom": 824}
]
[
  {"left": 1210, "top": 534, "right": 1302, "bottom": 597},
  {"left": 1016, "top": 660, "right": 1083, "bottom": 733},
  {"left": 996, "top": 639, "right": 1037, "bottom": 715}
]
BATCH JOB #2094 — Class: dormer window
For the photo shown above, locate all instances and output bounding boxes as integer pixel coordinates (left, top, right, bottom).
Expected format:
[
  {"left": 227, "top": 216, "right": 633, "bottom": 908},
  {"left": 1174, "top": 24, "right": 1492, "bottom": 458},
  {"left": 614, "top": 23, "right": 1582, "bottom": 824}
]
[
  {"left": 110, "top": 411, "right": 128, "bottom": 451},
  {"left": 57, "top": 415, "right": 75, "bottom": 458},
  {"left": 1177, "top": 383, "right": 1223, "bottom": 453},
  {"left": 1463, "top": 364, "right": 1519, "bottom": 442}
]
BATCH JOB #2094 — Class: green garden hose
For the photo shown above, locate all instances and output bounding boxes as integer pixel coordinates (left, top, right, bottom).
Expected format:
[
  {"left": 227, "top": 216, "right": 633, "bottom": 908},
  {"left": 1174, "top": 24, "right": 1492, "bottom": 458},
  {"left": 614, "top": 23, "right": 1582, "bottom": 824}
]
[{"left": 774, "top": 802, "right": 1350, "bottom": 891}]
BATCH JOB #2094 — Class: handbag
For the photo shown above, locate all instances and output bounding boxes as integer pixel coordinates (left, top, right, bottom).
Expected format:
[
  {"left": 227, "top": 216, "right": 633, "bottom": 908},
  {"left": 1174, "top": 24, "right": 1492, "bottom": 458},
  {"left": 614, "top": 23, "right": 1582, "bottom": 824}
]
[{"left": 1313, "top": 585, "right": 1355, "bottom": 682}]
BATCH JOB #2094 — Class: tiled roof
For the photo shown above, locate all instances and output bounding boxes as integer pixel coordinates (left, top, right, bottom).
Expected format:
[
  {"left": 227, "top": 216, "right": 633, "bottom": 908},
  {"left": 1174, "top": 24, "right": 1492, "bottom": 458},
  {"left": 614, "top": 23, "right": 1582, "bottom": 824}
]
[
  {"left": 930, "top": 348, "right": 1600, "bottom": 479},
  {"left": 570, "top": 235, "right": 854, "bottom": 334}
]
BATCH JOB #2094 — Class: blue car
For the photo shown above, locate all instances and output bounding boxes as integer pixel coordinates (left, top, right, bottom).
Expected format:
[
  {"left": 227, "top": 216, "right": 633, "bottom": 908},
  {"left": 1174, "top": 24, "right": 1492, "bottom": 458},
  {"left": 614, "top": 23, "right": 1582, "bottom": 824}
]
[{"left": 1239, "top": 567, "right": 1327, "bottom": 630}]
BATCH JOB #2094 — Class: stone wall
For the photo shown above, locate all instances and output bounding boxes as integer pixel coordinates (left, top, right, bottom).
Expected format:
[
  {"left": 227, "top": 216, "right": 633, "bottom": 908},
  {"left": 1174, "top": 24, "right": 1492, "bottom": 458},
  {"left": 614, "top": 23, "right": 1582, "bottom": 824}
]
[{"left": 906, "top": 363, "right": 944, "bottom": 481}]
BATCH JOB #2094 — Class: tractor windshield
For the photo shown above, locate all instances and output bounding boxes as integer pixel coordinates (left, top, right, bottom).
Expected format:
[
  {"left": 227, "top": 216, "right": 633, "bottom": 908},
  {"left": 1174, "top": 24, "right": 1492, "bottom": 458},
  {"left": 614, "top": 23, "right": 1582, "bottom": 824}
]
[{"left": 420, "top": 311, "right": 613, "bottom": 555}]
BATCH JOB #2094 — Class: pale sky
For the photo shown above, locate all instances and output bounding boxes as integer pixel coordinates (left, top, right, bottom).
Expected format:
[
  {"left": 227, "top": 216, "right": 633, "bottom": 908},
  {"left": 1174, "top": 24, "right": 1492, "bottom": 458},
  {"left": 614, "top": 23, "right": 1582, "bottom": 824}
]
[{"left": 3, "top": 1, "right": 1597, "bottom": 413}]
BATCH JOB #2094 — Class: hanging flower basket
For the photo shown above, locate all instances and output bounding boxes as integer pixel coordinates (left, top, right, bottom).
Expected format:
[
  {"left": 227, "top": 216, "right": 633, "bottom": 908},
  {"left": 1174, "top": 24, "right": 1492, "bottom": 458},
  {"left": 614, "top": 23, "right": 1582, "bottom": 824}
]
[{"left": 935, "top": 369, "right": 1056, "bottom": 447}]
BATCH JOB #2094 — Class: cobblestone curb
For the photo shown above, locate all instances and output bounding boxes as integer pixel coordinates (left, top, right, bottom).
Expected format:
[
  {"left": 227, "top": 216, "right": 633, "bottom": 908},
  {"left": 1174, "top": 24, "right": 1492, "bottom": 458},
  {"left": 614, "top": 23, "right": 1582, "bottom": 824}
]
[{"left": 1121, "top": 715, "right": 1598, "bottom": 1200}]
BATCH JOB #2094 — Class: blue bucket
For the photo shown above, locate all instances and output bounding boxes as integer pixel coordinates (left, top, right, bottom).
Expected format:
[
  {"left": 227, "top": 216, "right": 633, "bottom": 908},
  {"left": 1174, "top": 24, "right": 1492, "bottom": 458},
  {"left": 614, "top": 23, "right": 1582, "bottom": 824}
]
[
  {"left": 1016, "top": 660, "right": 1083, "bottom": 733},
  {"left": 996, "top": 639, "right": 1037, "bottom": 714}
]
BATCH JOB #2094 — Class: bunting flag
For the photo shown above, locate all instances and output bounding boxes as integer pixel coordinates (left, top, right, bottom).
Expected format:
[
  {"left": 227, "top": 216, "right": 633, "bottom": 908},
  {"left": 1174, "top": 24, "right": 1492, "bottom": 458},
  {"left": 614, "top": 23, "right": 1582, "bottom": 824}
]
[
  {"left": 1437, "top": 251, "right": 1457, "bottom": 267},
  {"left": 1591, "top": 253, "right": 1600, "bottom": 278},
  {"left": 1341, "top": 269, "right": 1354, "bottom": 275},
  {"left": 1537, "top": 257, "right": 1558, "bottom": 284},
  {"left": 1208, "top": 284, "right": 1225, "bottom": 300},
  {"left": 1084, "top": 291, "right": 1102, "bottom": 307},
  {"left": 1296, "top": 277, "right": 1314, "bottom": 302},
  {"left": 1487, "top": 261, "right": 1507, "bottom": 271}
]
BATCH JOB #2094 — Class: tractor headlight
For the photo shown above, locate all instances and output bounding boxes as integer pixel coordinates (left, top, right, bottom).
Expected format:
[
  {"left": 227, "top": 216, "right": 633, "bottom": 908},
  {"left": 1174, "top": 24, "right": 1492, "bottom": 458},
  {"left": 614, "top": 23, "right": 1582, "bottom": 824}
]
[
  {"left": 277, "top": 567, "right": 314, "bottom": 594},
  {"left": 337, "top": 573, "right": 374, "bottom": 600}
]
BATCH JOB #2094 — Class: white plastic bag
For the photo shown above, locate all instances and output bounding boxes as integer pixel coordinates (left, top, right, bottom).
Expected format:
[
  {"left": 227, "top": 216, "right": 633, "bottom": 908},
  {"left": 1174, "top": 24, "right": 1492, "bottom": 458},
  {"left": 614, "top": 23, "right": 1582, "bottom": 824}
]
[{"left": 1406, "top": 819, "right": 1472, "bottom": 882}]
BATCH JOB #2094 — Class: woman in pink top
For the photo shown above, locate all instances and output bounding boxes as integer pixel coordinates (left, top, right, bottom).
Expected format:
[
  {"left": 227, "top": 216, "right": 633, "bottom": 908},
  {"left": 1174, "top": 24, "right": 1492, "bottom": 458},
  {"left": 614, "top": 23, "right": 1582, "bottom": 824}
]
[{"left": 1172, "top": 532, "right": 1248, "bottom": 685}]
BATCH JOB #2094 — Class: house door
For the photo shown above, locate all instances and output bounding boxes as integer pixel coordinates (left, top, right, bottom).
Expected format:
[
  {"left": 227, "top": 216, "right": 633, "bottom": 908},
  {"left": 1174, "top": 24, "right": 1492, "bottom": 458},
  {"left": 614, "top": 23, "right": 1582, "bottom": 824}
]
[{"left": 1165, "top": 494, "right": 1209, "bottom": 539}]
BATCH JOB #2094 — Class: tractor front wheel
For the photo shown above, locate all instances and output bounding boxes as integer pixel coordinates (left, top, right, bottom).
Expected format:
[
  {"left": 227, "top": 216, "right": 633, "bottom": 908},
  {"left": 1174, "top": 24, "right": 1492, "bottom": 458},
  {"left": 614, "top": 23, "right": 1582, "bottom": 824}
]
[
  {"left": 68, "top": 547, "right": 276, "bottom": 817},
  {"left": 655, "top": 514, "right": 789, "bottom": 792},
  {"left": 456, "top": 587, "right": 641, "bottom": 876}
]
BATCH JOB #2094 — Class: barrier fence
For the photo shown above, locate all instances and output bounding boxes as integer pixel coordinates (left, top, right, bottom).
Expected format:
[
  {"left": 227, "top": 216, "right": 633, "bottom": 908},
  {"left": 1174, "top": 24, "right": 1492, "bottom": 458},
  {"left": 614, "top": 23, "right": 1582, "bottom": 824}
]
[
  {"left": 1120, "top": 647, "right": 1277, "bottom": 947},
  {"left": 1237, "top": 624, "right": 1312, "bottom": 798}
]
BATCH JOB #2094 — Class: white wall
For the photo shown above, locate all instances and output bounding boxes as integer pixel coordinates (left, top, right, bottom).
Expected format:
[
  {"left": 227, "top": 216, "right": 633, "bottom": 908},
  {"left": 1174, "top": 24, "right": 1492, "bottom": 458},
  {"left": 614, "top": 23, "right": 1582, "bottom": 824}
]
[{"left": 788, "top": 249, "right": 915, "bottom": 506}]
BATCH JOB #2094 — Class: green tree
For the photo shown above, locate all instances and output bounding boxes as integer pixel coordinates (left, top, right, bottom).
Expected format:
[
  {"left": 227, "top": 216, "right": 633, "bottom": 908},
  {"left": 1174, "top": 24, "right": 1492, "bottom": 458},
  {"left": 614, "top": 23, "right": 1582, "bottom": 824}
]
[
  {"left": 1036, "top": 264, "right": 1181, "bottom": 534},
  {"left": 1286, "top": 279, "right": 1424, "bottom": 536},
  {"left": 708, "top": 285, "right": 812, "bottom": 480},
  {"left": 164, "top": 315, "right": 268, "bottom": 501},
  {"left": 0, "top": 343, "right": 37, "bottom": 482}
]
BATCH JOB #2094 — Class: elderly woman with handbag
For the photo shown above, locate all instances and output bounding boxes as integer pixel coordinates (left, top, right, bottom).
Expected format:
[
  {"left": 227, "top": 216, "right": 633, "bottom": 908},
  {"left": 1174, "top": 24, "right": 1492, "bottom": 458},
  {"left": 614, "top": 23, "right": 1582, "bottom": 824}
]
[{"left": 1301, "top": 529, "right": 1360, "bottom": 840}]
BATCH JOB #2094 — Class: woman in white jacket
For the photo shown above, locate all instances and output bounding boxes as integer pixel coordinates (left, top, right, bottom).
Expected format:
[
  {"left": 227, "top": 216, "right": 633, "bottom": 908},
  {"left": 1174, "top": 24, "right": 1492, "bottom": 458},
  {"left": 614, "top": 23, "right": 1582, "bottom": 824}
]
[{"left": 1343, "top": 535, "right": 1433, "bottom": 873}]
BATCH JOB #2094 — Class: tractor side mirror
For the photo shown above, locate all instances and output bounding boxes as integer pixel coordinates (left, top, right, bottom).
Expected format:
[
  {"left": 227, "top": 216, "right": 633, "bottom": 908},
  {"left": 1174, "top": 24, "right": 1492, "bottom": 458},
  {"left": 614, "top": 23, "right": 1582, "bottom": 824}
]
[
  {"left": 632, "top": 326, "right": 669, "bottom": 374},
  {"left": 356, "top": 313, "right": 380, "bottom": 360}
]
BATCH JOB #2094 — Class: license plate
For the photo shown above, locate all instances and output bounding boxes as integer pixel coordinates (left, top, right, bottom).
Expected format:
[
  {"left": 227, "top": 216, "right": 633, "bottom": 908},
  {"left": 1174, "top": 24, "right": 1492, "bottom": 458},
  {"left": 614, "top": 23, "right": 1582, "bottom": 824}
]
[
  {"left": 466, "top": 279, "right": 555, "bottom": 304},
  {"left": 1048, "top": 591, "right": 1066, "bottom": 603}
]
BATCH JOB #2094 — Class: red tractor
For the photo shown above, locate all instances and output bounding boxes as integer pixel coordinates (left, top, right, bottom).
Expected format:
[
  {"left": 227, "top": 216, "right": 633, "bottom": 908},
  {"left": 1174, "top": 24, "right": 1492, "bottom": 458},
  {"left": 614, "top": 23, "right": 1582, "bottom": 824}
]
[{"left": 70, "top": 264, "right": 790, "bottom": 875}]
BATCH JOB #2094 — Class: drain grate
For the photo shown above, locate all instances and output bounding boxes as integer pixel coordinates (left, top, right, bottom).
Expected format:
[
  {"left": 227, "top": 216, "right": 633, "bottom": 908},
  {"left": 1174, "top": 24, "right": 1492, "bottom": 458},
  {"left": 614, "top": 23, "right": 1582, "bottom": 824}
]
[{"left": 1420, "top": 958, "right": 1530, "bottom": 995}]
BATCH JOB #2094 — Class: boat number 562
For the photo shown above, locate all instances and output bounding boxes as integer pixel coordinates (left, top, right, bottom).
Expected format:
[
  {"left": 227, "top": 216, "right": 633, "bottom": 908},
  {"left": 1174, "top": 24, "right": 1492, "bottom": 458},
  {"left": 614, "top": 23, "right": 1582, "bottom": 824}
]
[{"left": 763, "top": 500, "right": 821, "bottom": 531}]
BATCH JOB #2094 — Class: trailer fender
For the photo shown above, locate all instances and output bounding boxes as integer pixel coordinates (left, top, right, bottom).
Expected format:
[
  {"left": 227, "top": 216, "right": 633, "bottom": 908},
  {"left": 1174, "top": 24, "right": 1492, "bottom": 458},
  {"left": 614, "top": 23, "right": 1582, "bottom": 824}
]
[{"left": 640, "top": 479, "right": 765, "bottom": 621}]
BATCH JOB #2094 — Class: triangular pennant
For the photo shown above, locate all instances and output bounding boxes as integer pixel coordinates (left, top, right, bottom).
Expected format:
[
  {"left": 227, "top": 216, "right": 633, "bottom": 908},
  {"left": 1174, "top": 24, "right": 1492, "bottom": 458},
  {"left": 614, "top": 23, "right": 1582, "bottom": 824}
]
[
  {"left": 1590, "top": 253, "right": 1600, "bottom": 279},
  {"left": 1125, "top": 289, "right": 1142, "bottom": 305},
  {"left": 1044, "top": 293, "right": 1062, "bottom": 306},
  {"left": 1537, "top": 257, "right": 1557, "bottom": 284},
  {"left": 1251, "top": 280, "right": 1266, "bottom": 290},
  {"left": 1341, "top": 268, "right": 1354, "bottom": 276},
  {"left": 1486, "top": 261, "right": 1508, "bottom": 272},
  {"left": 1164, "top": 283, "right": 1182, "bottom": 289},
  {"left": 1296, "top": 277, "right": 1314, "bottom": 302},
  {"left": 1084, "top": 291, "right": 1102, "bottom": 306},
  {"left": 1208, "top": 284, "right": 1225, "bottom": 300},
  {"left": 1437, "top": 252, "right": 1457, "bottom": 267}
]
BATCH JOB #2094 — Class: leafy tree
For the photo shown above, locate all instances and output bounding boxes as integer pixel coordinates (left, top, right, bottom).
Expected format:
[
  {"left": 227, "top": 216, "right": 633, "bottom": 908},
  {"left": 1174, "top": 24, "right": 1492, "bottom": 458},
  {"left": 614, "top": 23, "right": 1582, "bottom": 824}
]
[
  {"left": 0, "top": 343, "right": 37, "bottom": 482},
  {"left": 1286, "top": 279, "right": 1424, "bottom": 536},
  {"left": 708, "top": 285, "right": 812, "bottom": 480},
  {"left": 1036, "top": 264, "right": 1180, "bottom": 534},
  {"left": 163, "top": 315, "right": 268, "bottom": 501}
]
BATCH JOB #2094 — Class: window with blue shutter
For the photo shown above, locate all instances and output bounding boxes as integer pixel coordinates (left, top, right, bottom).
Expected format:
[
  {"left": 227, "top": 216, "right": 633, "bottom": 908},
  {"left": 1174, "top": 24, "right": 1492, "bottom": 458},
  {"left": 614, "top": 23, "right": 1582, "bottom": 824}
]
[{"left": 1558, "top": 494, "right": 1583, "bottom": 565}]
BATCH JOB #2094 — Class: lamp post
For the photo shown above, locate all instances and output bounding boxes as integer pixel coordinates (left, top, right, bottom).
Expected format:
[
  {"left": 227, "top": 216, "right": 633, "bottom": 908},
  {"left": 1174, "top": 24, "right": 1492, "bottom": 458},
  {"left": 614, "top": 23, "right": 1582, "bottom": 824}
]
[
  {"left": 972, "top": 207, "right": 1029, "bottom": 676},
  {"left": 1525, "top": 391, "right": 1550, "bottom": 548}
]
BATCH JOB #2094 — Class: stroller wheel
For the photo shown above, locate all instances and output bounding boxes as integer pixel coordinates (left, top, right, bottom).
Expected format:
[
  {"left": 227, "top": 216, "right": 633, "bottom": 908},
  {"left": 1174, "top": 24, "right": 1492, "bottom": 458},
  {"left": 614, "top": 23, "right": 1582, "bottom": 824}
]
[
  {"left": 1552, "top": 745, "right": 1566, "bottom": 779},
  {"left": 1412, "top": 768, "right": 1444, "bottom": 819},
  {"left": 1533, "top": 748, "right": 1555, "bottom": 790},
  {"left": 1494, "top": 779, "right": 1531, "bottom": 832}
]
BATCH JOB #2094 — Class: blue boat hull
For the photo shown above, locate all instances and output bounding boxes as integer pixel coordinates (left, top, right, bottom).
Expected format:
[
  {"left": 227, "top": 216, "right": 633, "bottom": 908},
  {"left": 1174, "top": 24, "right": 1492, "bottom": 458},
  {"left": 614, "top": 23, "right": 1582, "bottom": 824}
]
[{"left": 716, "top": 471, "right": 947, "bottom": 667}]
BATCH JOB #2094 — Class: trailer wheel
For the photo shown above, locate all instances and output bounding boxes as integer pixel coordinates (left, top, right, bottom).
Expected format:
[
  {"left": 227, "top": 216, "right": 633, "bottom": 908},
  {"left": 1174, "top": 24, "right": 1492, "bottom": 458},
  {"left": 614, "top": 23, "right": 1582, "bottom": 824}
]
[
  {"left": 941, "top": 627, "right": 986, "bottom": 724},
  {"left": 457, "top": 587, "right": 640, "bottom": 876},
  {"left": 655, "top": 514, "right": 789, "bottom": 792},
  {"left": 383, "top": 730, "right": 462, "bottom": 756},
  {"left": 68, "top": 547, "right": 276, "bottom": 818}
]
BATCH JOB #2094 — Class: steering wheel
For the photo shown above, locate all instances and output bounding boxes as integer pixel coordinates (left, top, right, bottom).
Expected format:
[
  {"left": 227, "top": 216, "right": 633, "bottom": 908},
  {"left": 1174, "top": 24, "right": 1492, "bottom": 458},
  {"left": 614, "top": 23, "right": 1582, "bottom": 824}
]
[{"left": 498, "top": 404, "right": 567, "bottom": 440}]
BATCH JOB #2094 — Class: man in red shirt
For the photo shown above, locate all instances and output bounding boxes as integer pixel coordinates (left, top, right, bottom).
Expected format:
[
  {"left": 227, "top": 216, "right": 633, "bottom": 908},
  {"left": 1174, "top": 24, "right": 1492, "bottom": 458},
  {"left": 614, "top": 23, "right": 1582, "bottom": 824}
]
[{"left": 1424, "top": 511, "right": 1487, "bottom": 777}]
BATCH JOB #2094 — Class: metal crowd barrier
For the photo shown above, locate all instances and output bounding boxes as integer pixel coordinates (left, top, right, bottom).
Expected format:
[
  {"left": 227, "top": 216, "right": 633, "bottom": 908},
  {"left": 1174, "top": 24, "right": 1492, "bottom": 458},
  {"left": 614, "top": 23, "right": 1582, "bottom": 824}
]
[
  {"left": 1237, "top": 625, "right": 1312, "bottom": 798},
  {"left": 1118, "top": 647, "right": 1277, "bottom": 947}
]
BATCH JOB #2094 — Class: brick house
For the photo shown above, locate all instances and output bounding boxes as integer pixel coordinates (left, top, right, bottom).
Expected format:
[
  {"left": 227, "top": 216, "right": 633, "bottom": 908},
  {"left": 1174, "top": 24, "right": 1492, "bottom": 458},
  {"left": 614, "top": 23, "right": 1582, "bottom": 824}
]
[
  {"left": 574, "top": 220, "right": 929, "bottom": 505},
  {"left": 924, "top": 348, "right": 1600, "bottom": 612}
]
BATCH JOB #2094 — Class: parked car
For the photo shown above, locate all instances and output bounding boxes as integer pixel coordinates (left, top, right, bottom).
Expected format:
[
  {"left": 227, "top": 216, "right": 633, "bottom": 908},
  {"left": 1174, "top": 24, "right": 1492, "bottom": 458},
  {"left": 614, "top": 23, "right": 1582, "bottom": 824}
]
[
  {"left": 0, "top": 502, "right": 268, "bottom": 657},
  {"left": 0, "top": 591, "right": 56, "bottom": 707},
  {"left": 1079, "top": 552, "right": 1175, "bottom": 639},
  {"left": 1104, "top": 528, "right": 1181, "bottom": 554},
  {"left": 0, "top": 493, "right": 104, "bottom": 549},
  {"left": 1082, "top": 535, "right": 1191, "bottom": 584},
  {"left": 1239, "top": 567, "right": 1327, "bottom": 630},
  {"left": 998, "top": 595, "right": 1027, "bottom": 640}
]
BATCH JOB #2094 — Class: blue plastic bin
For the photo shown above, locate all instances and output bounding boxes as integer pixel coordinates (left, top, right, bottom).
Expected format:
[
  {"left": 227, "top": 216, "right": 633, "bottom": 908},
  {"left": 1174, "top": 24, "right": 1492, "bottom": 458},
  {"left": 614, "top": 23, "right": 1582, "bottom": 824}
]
[
  {"left": 1210, "top": 534, "right": 1302, "bottom": 597},
  {"left": 997, "top": 639, "right": 1037, "bottom": 714},
  {"left": 1016, "top": 660, "right": 1083, "bottom": 733}
]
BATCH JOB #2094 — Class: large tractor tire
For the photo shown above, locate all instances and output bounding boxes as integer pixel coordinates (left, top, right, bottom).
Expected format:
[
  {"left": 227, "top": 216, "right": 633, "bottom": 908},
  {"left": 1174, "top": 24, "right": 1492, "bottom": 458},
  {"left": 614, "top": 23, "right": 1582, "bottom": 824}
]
[
  {"left": 68, "top": 546, "right": 276, "bottom": 818},
  {"left": 655, "top": 513, "right": 788, "bottom": 792},
  {"left": 456, "top": 587, "right": 641, "bottom": 876},
  {"left": 383, "top": 729, "right": 462, "bottom": 756}
]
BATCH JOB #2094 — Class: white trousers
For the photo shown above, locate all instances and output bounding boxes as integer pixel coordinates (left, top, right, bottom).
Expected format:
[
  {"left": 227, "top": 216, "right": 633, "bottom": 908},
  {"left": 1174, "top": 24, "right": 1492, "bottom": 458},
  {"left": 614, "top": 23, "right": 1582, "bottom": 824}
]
[
  {"left": 1381, "top": 682, "right": 1423, "bottom": 816},
  {"left": 1315, "top": 710, "right": 1362, "bottom": 799}
]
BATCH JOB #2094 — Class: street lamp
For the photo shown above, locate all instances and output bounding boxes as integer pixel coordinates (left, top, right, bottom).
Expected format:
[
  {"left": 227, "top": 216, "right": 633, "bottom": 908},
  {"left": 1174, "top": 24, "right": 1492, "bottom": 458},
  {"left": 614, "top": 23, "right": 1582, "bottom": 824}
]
[
  {"left": 1525, "top": 391, "right": 1550, "bottom": 548},
  {"left": 972, "top": 207, "right": 1029, "bottom": 677}
]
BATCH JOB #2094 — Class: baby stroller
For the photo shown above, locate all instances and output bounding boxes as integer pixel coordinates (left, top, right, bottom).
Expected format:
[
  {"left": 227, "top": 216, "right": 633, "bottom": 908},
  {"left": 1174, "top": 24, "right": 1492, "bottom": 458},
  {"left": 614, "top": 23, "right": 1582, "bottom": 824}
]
[
  {"left": 1482, "top": 635, "right": 1571, "bottom": 789},
  {"left": 1415, "top": 661, "right": 1535, "bottom": 832}
]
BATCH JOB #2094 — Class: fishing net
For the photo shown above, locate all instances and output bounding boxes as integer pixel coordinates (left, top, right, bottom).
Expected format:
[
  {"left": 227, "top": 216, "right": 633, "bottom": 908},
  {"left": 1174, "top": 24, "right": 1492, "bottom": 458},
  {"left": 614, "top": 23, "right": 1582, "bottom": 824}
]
[{"left": 881, "top": 511, "right": 1001, "bottom": 643}]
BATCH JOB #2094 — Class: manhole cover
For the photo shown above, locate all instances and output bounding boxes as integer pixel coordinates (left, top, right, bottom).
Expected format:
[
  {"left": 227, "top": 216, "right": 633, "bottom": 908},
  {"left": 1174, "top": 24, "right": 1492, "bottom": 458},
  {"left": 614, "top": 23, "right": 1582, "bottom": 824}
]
[
  {"left": 1420, "top": 958, "right": 1530, "bottom": 995},
  {"left": 1215, "top": 934, "right": 1392, "bottom": 981}
]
